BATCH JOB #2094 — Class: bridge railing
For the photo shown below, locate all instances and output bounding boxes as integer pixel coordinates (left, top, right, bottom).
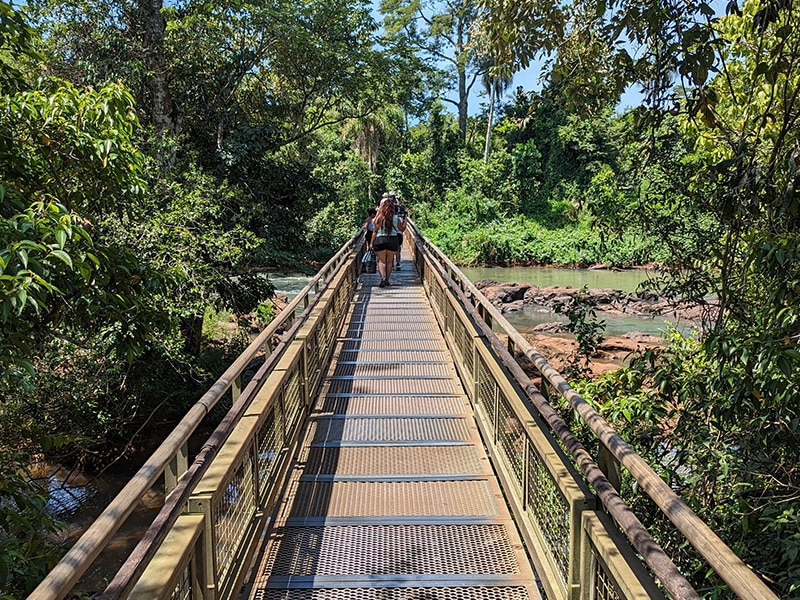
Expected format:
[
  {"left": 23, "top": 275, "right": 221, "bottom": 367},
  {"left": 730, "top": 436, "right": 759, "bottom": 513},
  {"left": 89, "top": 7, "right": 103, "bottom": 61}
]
[
  {"left": 28, "top": 231, "right": 365, "bottom": 600},
  {"left": 409, "top": 221, "right": 778, "bottom": 600},
  {"left": 413, "top": 228, "right": 661, "bottom": 600}
]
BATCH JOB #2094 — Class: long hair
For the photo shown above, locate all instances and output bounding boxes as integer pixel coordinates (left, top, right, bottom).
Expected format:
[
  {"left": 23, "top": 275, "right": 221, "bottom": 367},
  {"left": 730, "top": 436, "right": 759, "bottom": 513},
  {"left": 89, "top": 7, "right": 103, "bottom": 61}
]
[{"left": 374, "top": 201, "right": 395, "bottom": 235}]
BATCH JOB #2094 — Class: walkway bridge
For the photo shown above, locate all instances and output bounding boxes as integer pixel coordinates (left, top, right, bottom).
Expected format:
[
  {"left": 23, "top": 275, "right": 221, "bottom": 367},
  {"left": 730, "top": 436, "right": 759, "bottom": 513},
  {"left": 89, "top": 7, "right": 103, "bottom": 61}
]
[{"left": 30, "top": 225, "right": 777, "bottom": 600}]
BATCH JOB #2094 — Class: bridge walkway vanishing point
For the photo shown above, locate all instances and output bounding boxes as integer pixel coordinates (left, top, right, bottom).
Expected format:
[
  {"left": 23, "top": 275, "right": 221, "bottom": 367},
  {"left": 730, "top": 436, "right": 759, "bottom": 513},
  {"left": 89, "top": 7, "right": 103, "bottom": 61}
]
[{"left": 242, "top": 260, "right": 542, "bottom": 598}]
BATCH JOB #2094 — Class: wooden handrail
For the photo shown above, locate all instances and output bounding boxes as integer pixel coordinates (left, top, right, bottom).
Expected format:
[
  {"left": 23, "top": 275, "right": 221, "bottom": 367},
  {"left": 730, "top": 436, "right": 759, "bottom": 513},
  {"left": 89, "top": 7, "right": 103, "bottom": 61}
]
[
  {"left": 28, "top": 230, "right": 364, "bottom": 600},
  {"left": 408, "top": 222, "right": 779, "bottom": 600}
]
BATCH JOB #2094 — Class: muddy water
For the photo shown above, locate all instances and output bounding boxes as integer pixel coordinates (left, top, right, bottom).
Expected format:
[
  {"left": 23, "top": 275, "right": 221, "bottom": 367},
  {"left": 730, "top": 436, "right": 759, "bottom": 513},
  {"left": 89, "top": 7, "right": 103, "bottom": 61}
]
[
  {"left": 458, "top": 265, "right": 656, "bottom": 293},
  {"left": 458, "top": 266, "right": 682, "bottom": 336}
]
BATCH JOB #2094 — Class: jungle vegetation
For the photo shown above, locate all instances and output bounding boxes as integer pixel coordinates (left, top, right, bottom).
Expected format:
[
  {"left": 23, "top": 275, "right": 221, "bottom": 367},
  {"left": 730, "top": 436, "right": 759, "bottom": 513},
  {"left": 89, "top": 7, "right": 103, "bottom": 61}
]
[{"left": 0, "top": 0, "right": 798, "bottom": 597}]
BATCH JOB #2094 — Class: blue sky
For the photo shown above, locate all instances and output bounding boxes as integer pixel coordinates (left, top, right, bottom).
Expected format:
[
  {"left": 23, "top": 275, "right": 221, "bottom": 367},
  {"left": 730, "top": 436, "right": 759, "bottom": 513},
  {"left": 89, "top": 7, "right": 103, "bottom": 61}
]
[{"left": 500, "top": 61, "right": 645, "bottom": 112}]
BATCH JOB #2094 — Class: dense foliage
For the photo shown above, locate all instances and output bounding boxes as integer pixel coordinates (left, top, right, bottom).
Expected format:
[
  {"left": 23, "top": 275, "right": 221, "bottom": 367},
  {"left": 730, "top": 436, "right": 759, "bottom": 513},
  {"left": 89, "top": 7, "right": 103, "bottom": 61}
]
[{"left": 0, "top": 0, "right": 391, "bottom": 595}]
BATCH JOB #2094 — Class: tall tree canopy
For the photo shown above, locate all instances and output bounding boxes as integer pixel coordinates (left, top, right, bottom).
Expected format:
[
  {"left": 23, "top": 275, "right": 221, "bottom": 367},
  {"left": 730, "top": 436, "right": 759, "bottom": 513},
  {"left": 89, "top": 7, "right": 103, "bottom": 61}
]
[{"left": 381, "top": 0, "right": 483, "bottom": 141}]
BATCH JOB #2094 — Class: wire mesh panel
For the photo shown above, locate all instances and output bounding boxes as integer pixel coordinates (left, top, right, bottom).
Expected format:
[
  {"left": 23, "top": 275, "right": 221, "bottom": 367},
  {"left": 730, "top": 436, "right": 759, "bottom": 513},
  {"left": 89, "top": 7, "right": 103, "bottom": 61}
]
[
  {"left": 213, "top": 444, "right": 256, "bottom": 584},
  {"left": 496, "top": 393, "right": 525, "bottom": 494},
  {"left": 253, "top": 587, "right": 532, "bottom": 600},
  {"left": 304, "top": 328, "right": 321, "bottom": 397},
  {"left": 526, "top": 443, "right": 571, "bottom": 583},
  {"left": 339, "top": 339, "right": 447, "bottom": 351},
  {"left": 169, "top": 563, "right": 191, "bottom": 600},
  {"left": 580, "top": 511, "right": 666, "bottom": 600},
  {"left": 332, "top": 363, "right": 451, "bottom": 378},
  {"left": 444, "top": 295, "right": 454, "bottom": 339},
  {"left": 306, "top": 416, "right": 473, "bottom": 444},
  {"left": 351, "top": 311, "right": 435, "bottom": 323},
  {"left": 347, "top": 320, "right": 437, "bottom": 332},
  {"left": 591, "top": 546, "right": 623, "bottom": 600},
  {"left": 283, "top": 479, "right": 500, "bottom": 518},
  {"left": 283, "top": 366, "right": 304, "bottom": 437},
  {"left": 315, "top": 394, "right": 466, "bottom": 416},
  {"left": 450, "top": 308, "right": 475, "bottom": 376},
  {"left": 325, "top": 377, "right": 460, "bottom": 396},
  {"left": 300, "top": 445, "right": 485, "bottom": 476},
  {"left": 319, "top": 305, "right": 337, "bottom": 352},
  {"left": 429, "top": 273, "right": 447, "bottom": 320},
  {"left": 334, "top": 276, "right": 353, "bottom": 317},
  {"left": 257, "top": 407, "right": 285, "bottom": 499},
  {"left": 475, "top": 351, "right": 496, "bottom": 425},
  {"left": 262, "top": 524, "right": 522, "bottom": 576}
]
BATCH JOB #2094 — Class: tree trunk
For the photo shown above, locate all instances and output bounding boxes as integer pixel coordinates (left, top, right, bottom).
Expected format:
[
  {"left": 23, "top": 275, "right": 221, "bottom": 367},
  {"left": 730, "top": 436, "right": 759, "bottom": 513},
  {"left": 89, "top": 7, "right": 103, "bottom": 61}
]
[
  {"left": 458, "top": 69, "right": 468, "bottom": 142},
  {"left": 180, "top": 314, "right": 204, "bottom": 358},
  {"left": 456, "top": 19, "right": 468, "bottom": 142},
  {"left": 484, "top": 79, "right": 496, "bottom": 162},
  {"left": 137, "top": 0, "right": 176, "bottom": 135}
]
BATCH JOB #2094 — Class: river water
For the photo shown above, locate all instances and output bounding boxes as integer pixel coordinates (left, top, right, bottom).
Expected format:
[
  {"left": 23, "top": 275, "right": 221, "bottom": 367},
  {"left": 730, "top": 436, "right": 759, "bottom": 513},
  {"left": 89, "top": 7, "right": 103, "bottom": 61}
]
[
  {"left": 267, "top": 273, "right": 318, "bottom": 297},
  {"left": 457, "top": 266, "right": 679, "bottom": 336},
  {"left": 458, "top": 265, "right": 656, "bottom": 293},
  {"left": 38, "top": 463, "right": 163, "bottom": 596}
]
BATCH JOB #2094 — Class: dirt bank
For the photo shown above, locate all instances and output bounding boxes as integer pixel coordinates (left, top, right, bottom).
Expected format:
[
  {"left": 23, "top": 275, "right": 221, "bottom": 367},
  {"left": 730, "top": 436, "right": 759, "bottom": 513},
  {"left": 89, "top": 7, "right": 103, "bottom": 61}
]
[{"left": 501, "top": 330, "right": 665, "bottom": 380}]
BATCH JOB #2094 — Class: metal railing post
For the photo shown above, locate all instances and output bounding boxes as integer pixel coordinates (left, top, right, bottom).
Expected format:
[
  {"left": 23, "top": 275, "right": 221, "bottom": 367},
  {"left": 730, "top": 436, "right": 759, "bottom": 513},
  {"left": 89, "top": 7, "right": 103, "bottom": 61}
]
[
  {"left": 165, "top": 442, "right": 189, "bottom": 496},
  {"left": 187, "top": 495, "right": 216, "bottom": 600},
  {"left": 231, "top": 375, "right": 242, "bottom": 403},
  {"left": 300, "top": 342, "right": 310, "bottom": 408},
  {"left": 597, "top": 445, "right": 622, "bottom": 493}
]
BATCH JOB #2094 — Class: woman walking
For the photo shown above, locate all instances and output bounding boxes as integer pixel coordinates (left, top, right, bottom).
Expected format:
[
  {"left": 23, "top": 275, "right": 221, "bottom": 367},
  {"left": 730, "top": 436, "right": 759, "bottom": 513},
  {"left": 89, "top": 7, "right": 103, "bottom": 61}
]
[
  {"left": 363, "top": 208, "right": 377, "bottom": 249},
  {"left": 372, "top": 198, "right": 406, "bottom": 287}
]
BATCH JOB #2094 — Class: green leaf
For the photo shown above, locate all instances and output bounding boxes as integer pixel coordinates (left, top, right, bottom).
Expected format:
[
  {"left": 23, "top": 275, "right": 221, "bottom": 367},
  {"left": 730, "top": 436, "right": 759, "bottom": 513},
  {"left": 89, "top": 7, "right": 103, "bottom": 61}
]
[
  {"left": 596, "top": 0, "right": 607, "bottom": 18},
  {"left": 48, "top": 249, "right": 73, "bottom": 268},
  {"left": 777, "top": 355, "right": 792, "bottom": 377},
  {"left": 699, "top": 3, "right": 715, "bottom": 16},
  {"left": 55, "top": 228, "right": 67, "bottom": 249}
]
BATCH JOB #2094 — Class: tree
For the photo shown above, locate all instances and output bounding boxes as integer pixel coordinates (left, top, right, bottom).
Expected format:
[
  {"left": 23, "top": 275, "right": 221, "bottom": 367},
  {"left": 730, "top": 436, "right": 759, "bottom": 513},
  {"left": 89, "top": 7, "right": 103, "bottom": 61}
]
[
  {"left": 0, "top": 5, "right": 180, "bottom": 593},
  {"left": 480, "top": 64, "right": 513, "bottom": 161},
  {"left": 381, "top": 0, "right": 483, "bottom": 142},
  {"left": 0, "top": 78, "right": 171, "bottom": 382},
  {"left": 32, "top": 0, "right": 393, "bottom": 153},
  {"left": 137, "top": 0, "right": 175, "bottom": 134},
  {"left": 341, "top": 103, "right": 406, "bottom": 172}
]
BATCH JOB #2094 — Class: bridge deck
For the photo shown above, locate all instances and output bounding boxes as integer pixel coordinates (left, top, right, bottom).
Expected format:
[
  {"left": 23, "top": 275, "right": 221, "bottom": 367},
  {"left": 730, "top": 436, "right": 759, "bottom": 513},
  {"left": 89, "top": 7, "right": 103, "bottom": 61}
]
[{"left": 243, "top": 259, "right": 541, "bottom": 599}]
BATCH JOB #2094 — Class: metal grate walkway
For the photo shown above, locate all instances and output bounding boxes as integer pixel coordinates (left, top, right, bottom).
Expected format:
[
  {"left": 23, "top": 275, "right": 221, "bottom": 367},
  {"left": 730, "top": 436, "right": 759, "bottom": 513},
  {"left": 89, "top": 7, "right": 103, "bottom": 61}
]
[{"left": 244, "top": 257, "right": 542, "bottom": 599}]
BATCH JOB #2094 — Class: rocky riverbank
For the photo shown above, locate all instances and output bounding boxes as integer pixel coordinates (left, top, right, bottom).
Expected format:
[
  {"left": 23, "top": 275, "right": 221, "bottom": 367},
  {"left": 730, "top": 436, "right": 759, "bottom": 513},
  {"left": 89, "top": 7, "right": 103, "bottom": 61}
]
[
  {"left": 475, "top": 279, "right": 706, "bottom": 379},
  {"left": 474, "top": 279, "right": 706, "bottom": 323}
]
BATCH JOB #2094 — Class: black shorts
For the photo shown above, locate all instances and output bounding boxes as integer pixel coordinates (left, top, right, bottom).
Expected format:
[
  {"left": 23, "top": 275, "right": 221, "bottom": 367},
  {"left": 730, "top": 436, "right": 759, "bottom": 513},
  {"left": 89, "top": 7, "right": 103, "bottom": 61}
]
[
  {"left": 395, "top": 233, "right": 403, "bottom": 247},
  {"left": 366, "top": 230, "right": 374, "bottom": 243},
  {"left": 373, "top": 235, "right": 399, "bottom": 252}
]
